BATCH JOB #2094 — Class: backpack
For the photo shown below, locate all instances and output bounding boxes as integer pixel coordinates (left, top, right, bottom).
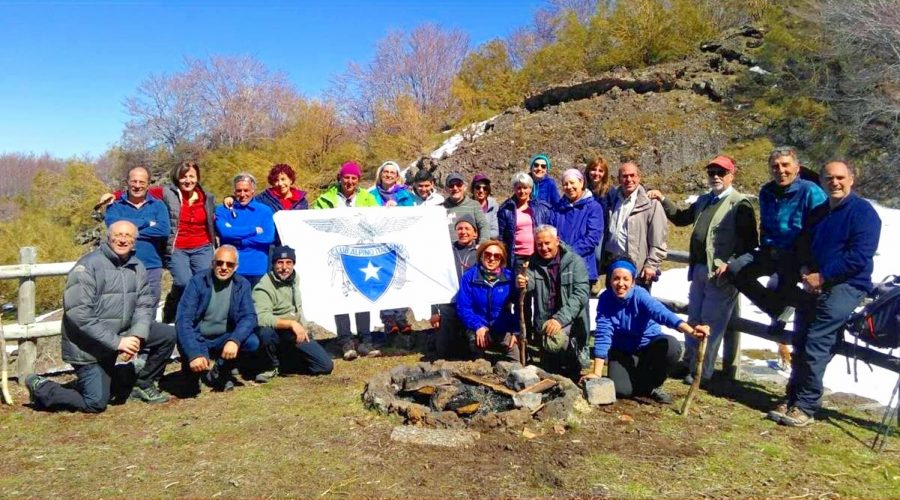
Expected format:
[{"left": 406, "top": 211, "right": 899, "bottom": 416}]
[{"left": 846, "top": 275, "right": 900, "bottom": 350}]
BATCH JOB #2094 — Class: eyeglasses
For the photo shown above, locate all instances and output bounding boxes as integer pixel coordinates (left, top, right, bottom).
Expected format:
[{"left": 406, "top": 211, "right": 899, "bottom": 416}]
[
  {"left": 532, "top": 162, "right": 547, "bottom": 169},
  {"left": 482, "top": 251, "right": 503, "bottom": 261},
  {"left": 707, "top": 168, "right": 729, "bottom": 178},
  {"left": 473, "top": 185, "right": 489, "bottom": 191},
  {"left": 214, "top": 260, "right": 237, "bottom": 269},
  {"left": 448, "top": 181, "right": 464, "bottom": 189},
  {"left": 110, "top": 233, "right": 135, "bottom": 241}
]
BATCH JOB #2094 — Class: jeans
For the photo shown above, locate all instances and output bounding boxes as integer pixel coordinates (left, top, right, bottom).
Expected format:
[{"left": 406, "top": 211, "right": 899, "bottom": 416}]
[
  {"left": 164, "top": 244, "right": 214, "bottom": 322},
  {"left": 730, "top": 247, "right": 803, "bottom": 318},
  {"left": 177, "top": 330, "right": 263, "bottom": 380},
  {"left": 606, "top": 334, "right": 682, "bottom": 398},
  {"left": 32, "top": 322, "right": 176, "bottom": 413},
  {"left": 787, "top": 283, "right": 864, "bottom": 415},
  {"left": 685, "top": 264, "right": 740, "bottom": 380},
  {"left": 146, "top": 267, "right": 163, "bottom": 308},
  {"left": 256, "top": 327, "right": 333, "bottom": 375}
]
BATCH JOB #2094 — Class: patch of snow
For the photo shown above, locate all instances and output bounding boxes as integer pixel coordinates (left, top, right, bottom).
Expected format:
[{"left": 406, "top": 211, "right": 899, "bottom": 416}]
[
  {"left": 749, "top": 65, "right": 770, "bottom": 75},
  {"left": 428, "top": 118, "right": 496, "bottom": 160}
]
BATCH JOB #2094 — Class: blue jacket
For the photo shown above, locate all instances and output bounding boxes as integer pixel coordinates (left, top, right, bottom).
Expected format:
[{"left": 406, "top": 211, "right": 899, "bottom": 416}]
[
  {"left": 496, "top": 197, "right": 554, "bottom": 270},
  {"left": 807, "top": 192, "right": 881, "bottom": 293},
  {"left": 104, "top": 195, "right": 170, "bottom": 269},
  {"left": 553, "top": 192, "right": 605, "bottom": 280},
  {"left": 215, "top": 200, "right": 275, "bottom": 277},
  {"left": 532, "top": 176, "right": 561, "bottom": 206},
  {"left": 455, "top": 266, "right": 520, "bottom": 336},
  {"left": 369, "top": 185, "right": 416, "bottom": 207},
  {"left": 593, "top": 286, "right": 683, "bottom": 360},
  {"left": 759, "top": 179, "right": 826, "bottom": 250},
  {"left": 176, "top": 270, "right": 258, "bottom": 362}
]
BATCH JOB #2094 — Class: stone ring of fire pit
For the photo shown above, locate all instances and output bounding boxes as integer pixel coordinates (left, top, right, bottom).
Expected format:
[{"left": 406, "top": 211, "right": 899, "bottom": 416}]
[{"left": 362, "top": 359, "right": 590, "bottom": 430}]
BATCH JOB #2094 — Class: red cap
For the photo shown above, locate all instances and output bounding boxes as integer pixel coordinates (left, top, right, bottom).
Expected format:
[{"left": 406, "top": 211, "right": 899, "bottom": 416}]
[{"left": 707, "top": 155, "right": 736, "bottom": 173}]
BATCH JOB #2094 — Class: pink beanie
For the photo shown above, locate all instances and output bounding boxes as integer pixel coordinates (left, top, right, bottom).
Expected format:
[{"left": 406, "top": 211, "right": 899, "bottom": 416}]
[{"left": 339, "top": 161, "right": 362, "bottom": 178}]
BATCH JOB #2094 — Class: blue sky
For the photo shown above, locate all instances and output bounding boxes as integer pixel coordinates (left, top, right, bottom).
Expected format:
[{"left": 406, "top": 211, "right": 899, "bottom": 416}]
[{"left": 0, "top": 0, "right": 545, "bottom": 158}]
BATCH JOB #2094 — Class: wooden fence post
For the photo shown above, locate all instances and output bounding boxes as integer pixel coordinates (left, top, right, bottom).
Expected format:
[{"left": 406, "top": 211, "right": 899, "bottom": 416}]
[{"left": 16, "top": 247, "right": 37, "bottom": 383}]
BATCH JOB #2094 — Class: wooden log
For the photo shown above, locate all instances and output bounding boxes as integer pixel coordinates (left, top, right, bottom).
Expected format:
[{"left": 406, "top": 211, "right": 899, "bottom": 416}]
[
  {"left": 518, "top": 378, "right": 557, "bottom": 394},
  {"left": 2, "top": 321, "right": 62, "bottom": 340},
  {"left": 0, "top": 261, "right": 75, "bottom": 279},
  {"left": 455, "top": 373, "right": 518, "bottom": 397},
  {"left": 16, "top": 247, "right": 38, "bottom": 384}
]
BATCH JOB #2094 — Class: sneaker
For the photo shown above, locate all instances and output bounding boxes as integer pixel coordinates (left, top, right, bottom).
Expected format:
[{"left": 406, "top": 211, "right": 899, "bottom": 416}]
[
  {"left": 24, "top": 374, "right": 49, "bottom": 405},
  {"left": 254, "top": 367, "right": 279, "bottom": 383},
  {"left": 130, "top": 384, "right": 169, "bottom": 404},
  {"left": 682, "top": 374, "right": 694, "bottom": 386},
  {"left": 357, "top": 342, "right": 382, "bottom": 358},
  {"left": 649, "top": 387, "right": 673, "bottom": 405},
  {"left": 342, "top": 347, "right": 359, "bottom": 361},
  {"left": 780, "top": 406, "right": 814, "bottom": 427},
  {"left": 766, "top": 401, "right": 790, "bottom": 422},
  {"left": 205, "top": 365, "right": 236, "bottom": 392}
]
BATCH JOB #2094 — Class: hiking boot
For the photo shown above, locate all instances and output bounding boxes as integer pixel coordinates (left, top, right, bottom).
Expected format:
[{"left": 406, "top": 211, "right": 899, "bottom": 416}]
[
  {"left": 24, "top": 374, "right": 49, "bottom": 406},
  {"left": 780, "top": 406, "right": 814, "bottom": 427},
  {"left": 254, "top": 367, "right": 279, "bottom": 384},
  {"left": 649, "top": 387, "right": 673, "bottom": 405},
  {"left": 357, "top": 342, "right": 382, "bottom": 358},
  {"left": 342, "top": 347, "right": 359, "bottom": 361},
  {"left": 767, "top": 401, "right": 790, "bottom": 422},
  {"left": 130, "top": 383, "right": 169, "bottom": 404},
  {"left": 205, "top": 365, "right": 235, "bottom": 392},
  {"left": 682, "top": 374, "right": 694, "bottom": 386}
]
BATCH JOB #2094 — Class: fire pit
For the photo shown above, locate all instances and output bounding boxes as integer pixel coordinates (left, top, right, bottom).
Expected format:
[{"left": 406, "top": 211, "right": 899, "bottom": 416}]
[{"left": 362, "top": 359, "right": 589, "bottom": 430}]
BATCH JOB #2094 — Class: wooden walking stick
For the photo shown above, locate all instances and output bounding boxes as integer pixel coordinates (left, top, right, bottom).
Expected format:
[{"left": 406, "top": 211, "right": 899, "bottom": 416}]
[
  {"left": 680, "top": 335, "right": 708, "bottom": 416},
  {"left": 0, "top": 313, "right": 12, "bottom": 405},
  {"left": 517, "top": 262, "right": 529, "bottom": 366}
]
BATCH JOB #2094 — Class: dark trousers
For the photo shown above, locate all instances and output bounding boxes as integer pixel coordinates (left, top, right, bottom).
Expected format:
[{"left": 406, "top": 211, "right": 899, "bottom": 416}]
[
  {"left": 177, "top": 330, "right": 263, "bottom": 380},
  {"left": 335, "top": 312, "right": 375, "bottom": 345},
  {"left": 465, "top": 329, "right": 519, "bottom": 362},
  {"left": 256, "top": 327, "right": 333, "bottom": 375},
  {"left": 730, "top": 247, "right": 803, "bottom": 318},
  {"left": 435, "top": 304, "right": 467, "bottom": 360},
  {"left": 787, "top": 283, "right": 864, "bottom": 415},
  {"left": 607, "top": 334, "right": 682, "bottom": 398},
  {"left": 33, "top": 322, "right": 176, "bottom": 413}
]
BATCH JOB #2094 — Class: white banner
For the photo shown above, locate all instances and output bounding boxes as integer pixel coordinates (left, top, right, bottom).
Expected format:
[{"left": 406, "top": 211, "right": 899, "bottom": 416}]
[{"left": 273, "top": 206, "right": 459, "bottom": 329}]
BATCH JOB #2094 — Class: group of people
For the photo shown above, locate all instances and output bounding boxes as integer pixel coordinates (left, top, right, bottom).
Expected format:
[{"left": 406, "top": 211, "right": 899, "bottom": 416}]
[{"left": 23, "top": 148, "right": 882, "bottom": 430}]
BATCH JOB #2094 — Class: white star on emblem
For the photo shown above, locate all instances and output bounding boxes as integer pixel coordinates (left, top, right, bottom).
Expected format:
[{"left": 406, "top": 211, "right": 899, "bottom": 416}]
[{"left": 361, "top": 261, "right": 381, "bottom": 281}]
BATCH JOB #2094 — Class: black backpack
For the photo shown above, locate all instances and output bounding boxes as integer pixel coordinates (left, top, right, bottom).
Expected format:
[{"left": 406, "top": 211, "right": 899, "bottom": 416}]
[{"left": 847, "top": 275, "right": 900, "bottom": 350}]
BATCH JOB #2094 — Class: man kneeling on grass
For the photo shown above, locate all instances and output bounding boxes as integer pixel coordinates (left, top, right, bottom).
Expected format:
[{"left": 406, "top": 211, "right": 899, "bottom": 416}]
[
  {"left": 26, "top": 221, "right": 176, "bottom": 412},
  {"left": 176, "top": 245, "right": 261, "bottom": 392},
  {"left": 252, "top": 246, "right": 333, "bottom": 381}
]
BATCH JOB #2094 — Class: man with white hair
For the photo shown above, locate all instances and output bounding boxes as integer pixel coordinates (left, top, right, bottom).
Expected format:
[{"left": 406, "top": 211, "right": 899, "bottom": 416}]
[
  {"left": 517, "top": 225, "right": 590, "bottom": 379},
  {"left": 26, "top": 221, "right": 177, "bottom": 412},
  {"left": 216, "top": 173, "right": 275, "bottom": 288}
]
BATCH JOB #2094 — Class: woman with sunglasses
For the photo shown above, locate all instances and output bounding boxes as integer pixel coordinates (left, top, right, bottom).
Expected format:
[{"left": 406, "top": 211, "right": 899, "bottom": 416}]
[
  {"left": 582, "top": 257, "right": 709, "bottom": 404},
  {"left": 529, "top": 154, "right": 561, "bottom": 206},
  {"left": 470, "top": 174, "right": 499, "bottom": 239},
  {"left": 497, "top": 172, "right": 554, "bottom": 273},
  {"left": 455, "top": 240, "right": 520, "bottom": 361}
]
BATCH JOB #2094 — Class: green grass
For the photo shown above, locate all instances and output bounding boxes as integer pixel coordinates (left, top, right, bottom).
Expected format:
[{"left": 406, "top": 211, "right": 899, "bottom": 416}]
[{"left": 1, "top": 354, "right": 897, "bottom": 499}]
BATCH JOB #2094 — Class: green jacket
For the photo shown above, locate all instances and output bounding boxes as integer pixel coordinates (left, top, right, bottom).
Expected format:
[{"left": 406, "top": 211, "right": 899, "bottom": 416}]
[
  {"left": 523, "top": 242, "right": 591, "bottom": 345},
  {"left": 252, "top": 271, "right": 307, "bottom": 329},
  {"left": 311, "top": 184, "right": 377, "bottom": 209}
]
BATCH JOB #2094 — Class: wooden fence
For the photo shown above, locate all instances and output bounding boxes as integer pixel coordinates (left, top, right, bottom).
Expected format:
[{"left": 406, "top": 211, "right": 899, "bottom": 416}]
[{"left": 0, "top": 246, "right": 896, "bottom": 396}]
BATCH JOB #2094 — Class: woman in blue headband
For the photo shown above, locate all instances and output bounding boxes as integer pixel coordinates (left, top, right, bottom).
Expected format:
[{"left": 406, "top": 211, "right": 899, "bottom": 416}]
[{"left": 583, "top": 257, "right": 709, "bottom": 404}]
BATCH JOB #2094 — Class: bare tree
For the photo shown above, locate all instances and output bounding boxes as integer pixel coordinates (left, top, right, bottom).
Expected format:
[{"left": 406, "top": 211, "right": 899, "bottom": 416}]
[
  {"left": 123, "top": 55, "right": 301, "bottom": 152},
  {"left": 329, "top": 23, "right": 469, "bottom": 132},
  {"left": 0, "top": 153, "right": 67, "bottom": 198}
]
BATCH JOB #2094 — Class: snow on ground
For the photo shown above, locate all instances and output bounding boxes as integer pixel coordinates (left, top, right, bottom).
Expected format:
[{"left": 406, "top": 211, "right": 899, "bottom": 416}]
[{"left": 587, "top": 199, "right": 900, "bottom": 406}]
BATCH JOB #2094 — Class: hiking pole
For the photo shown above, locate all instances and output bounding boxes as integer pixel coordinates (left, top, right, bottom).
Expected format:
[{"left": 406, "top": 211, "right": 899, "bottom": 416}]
[
  {"left": 0, "top": 313, "right": 12, "bottom": 405},
  {"left": 872, "top": 372, "right": 900, "bottom": 452},
  {"left": 517, "top": 262, "right": 529, "bottom": 366},
  {"left": 680, "top": 335, "right": 708, "bottom": 416}
]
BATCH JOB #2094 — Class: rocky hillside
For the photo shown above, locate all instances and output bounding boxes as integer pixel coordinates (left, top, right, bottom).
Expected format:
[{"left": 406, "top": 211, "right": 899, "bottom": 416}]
[{"left": 415, "top": 26, "right": 891, "bottom": 201}]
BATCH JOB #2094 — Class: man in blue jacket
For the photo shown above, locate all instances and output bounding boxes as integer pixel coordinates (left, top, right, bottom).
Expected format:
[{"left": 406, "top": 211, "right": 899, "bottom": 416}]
[
  {"left": 104, "top": 166, "right": 170, "bottom": 306},
  {"left": 769, "top": 160, "right": 881, "bottom": 427},
  {"left": 216, "top": 173, "right": 275, "bottom": 288},
  {"left": 176, "top": 245, "right": 261, "bottom": 392},
  {"left": 730, "top": 147, "right": 827, "bottom": 340}
]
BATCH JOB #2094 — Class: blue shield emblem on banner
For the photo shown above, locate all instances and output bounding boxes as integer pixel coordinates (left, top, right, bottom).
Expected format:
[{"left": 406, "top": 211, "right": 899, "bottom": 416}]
[{"left": 339, "top": 243, "right": 398, "bottom": 302}]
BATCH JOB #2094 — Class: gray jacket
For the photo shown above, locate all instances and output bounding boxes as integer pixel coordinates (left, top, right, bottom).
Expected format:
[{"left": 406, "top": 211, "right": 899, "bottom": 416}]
[
  {"left": 61, "top": 243, "right": 155, "bottom": 364},
  {"left": 608, "top": 185, "right": 668, "bottom": 271},
  {"left": 524, "top": 243, "right": 591, "bottom": 345}
]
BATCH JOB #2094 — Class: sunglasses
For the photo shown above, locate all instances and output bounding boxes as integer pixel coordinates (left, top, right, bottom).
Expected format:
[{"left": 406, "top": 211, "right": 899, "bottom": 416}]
[
  {"left": 214, "top": 259, "right": 237, "bottom": 269},
  {"left": 448, "top": 181, "right": 464, "bottom": 188},
  {"left": 483, "top": 251, "right": 503, "bottom": 261},
  {"left": 707, "top": 168, "right": 729, "bottom": 178},
  {"left": 532, "top": 163, "right": 547, "bottom": 169},
  {"left": 473, "top": 185, "right": 489, "bottom": 191}
]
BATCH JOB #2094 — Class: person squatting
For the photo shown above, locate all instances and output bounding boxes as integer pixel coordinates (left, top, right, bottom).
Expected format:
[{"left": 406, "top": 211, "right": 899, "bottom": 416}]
[{"left": 25, "top": 151, "right": 882, "bottom": 429}]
